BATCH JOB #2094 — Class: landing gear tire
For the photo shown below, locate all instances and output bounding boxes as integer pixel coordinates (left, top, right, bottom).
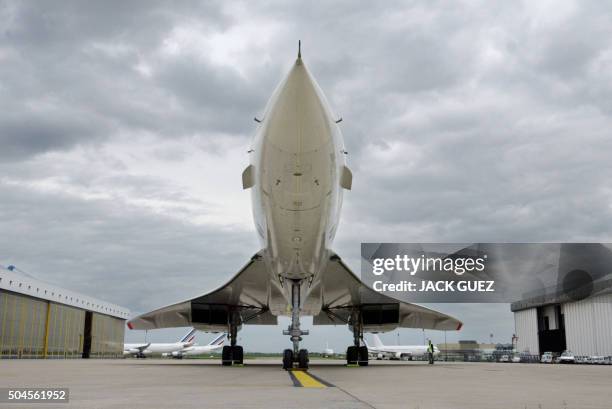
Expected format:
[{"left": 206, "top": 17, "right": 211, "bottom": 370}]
[
  {"left": 298, "top": 349, "right": 309, "bottom": 369},
  {"left": 358, "top": 346, "right": 369, "bottom": 366},
  {"left": 346, "top": 346, "right": 358, "bottom": 365},
  {"left": 222, "top": 345, "right": 233, "bottom": 366},
  {"left": 233, "top": 345, "right": 244, "bottom": 365},
  {"left": 283, "top": 349, "right": 294, "bottom": 370}
]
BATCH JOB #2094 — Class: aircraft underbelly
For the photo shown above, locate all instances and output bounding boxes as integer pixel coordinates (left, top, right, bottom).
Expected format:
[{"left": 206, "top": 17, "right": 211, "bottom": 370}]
[
  {"left": 251, "top": 57, "right": 345, "bottom": 313},
  {"left": 261, "top": 140, "right": 335, "bottom": 280}
]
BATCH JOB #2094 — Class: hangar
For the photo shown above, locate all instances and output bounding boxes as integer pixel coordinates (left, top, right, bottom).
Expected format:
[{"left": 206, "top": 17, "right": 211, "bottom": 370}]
[
  {"left": 512, "top": 293, "right": 612, "bottom": 357},
  {"left": 511, "top": 244, "right": 612, "bottom": 357},
  {"left": 0, "top": 265, "right": 130, "bottom": 359}
]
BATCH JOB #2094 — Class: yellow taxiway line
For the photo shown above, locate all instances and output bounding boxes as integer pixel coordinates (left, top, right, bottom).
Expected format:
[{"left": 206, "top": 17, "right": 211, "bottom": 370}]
[{"left": 288, "top": 369, "right": 333, "bottom": 388}]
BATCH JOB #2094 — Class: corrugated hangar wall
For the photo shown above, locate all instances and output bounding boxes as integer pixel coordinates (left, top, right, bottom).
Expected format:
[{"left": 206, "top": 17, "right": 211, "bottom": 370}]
[
  {"left": 514, "top": 308, "right": 539, "bottom": 355},
  {"left": 0, "top": 266, "right": 130, "bottom": 359},
  {"left": 563, "top": 293, "right": 612, "bottom": 356},
  {"left": 0, "top": 290, "right": 125, "bottom": 358}
]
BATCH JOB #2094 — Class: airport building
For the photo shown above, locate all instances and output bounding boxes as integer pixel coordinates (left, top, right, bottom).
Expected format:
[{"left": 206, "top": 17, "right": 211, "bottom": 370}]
[
  {"left": 0, "top": 265, "right": 130, "bottom": 359},
  {"left": 512, "top": 293, "right": 612, "bottom": 357}
]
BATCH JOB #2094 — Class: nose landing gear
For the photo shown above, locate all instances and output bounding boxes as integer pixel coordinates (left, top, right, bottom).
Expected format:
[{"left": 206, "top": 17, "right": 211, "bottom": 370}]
[
  {"left": 282, "top": 348, "right": 309, "bottom": 370},
  {"left": 282, "top": 280, "right": 309, "bottom": 370}
]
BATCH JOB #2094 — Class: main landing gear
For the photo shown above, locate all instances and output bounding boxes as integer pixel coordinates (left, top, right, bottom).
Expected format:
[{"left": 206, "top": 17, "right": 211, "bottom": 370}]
[
  {"left": 346, "top": 345, "right": 368, "bottom": 366},
  {"left": 282, "top": 280, "right": 309, "bottom": 370},
  {"left": 346, "top": 313, "right": 368, "bottom": 366},
  {"left": 222, "top": 316, "right": 244, "bottom": 366}
]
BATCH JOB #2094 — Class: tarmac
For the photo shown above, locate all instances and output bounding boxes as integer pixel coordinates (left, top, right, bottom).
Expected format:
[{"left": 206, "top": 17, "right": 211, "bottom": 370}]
[{"left": 1, "top": 359, "right": 611, "bottom": 409}]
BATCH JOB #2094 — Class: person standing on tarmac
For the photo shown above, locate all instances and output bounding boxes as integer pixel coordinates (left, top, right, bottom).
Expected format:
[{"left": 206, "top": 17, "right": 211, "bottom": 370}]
[{"left": 427, "top": 340, "right": 434, "bottom": 364}]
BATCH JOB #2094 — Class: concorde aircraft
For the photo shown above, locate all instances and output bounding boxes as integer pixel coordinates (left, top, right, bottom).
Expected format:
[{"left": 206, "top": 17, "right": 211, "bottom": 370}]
[
  {"left": 364, "top": 333, "right": 439, "bottom": 360},
  {"left": 127, "top": 43, "right": 462, "bottom": 369},
  {"left": 123, "top": 328, "right": 196, "bottom": 358}
]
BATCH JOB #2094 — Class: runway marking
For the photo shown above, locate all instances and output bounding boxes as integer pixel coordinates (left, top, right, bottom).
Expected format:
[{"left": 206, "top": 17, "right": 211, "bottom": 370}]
[{"left": 288, "top": 369, "right": 334, "bottom": 388}]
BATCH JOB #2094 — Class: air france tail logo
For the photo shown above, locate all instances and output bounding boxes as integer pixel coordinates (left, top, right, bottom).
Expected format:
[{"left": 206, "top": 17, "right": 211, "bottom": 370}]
[
  {"left": 181, "top": 328, "right": 197, "bottom": 343},
  {"left": 210, "top": 334, "right": 226, "bottom": 345}
]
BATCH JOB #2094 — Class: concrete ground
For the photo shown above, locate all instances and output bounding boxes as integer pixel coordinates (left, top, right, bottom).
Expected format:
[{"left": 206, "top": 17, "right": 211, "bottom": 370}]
[{"left": 1, "top": 359, "right": 611, "bottom": 409}]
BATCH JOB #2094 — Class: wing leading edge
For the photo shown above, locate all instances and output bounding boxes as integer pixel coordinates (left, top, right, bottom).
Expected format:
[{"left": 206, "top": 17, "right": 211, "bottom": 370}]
[
  {"left": 127, "top": 252, "right": 279, "bottom": 332},
  {"left": 127, "top": 252, "right": 462, "bottom": 335}
]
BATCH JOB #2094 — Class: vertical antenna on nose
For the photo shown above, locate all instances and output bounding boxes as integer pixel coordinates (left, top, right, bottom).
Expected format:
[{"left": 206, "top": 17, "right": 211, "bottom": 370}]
[{"left": 298, "top": 40, "right": 301, "bottom": 59}]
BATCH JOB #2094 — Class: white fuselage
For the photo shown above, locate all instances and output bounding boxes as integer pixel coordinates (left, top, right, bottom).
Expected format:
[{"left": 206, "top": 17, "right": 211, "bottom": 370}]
[
  {"left": 249, "top": 57, "right": 346, "bottom": 308},
  {"left": 123, "top": 341, "right": 191, "bottom": 356},
  {"left": 172, "top": 344, "right": 224, "bottom": 357},
  {"left": 368, "top": 344, "right": 440, "bottom": 360}
]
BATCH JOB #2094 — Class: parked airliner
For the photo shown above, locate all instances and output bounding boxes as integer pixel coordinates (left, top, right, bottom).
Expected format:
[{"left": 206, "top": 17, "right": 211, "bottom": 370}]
[
  {"left": 169, "top": 333, "right": 227, "bottom": 358},
  {"left": 127, "top": 42, "right": 462, "bottom": 369},
  {"left": 123, "top": 328, "right": 196, "bottom": 358},
  {"left": 365, "top": 333, "right": 439, "bottom": 360},
  {"left": 323, "top": 342, "right": 334, "bottom": 357}
]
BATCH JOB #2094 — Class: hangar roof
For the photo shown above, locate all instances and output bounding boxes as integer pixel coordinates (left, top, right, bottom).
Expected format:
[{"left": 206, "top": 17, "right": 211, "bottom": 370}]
[{"left": 0, "top": 265, "right": 130, "bottom": 320}]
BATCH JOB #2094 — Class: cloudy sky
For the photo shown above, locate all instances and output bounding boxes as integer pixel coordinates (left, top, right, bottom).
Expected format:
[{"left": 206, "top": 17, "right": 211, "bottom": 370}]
[{"left": 2, "top": 1, "right": 611, "bottom": 350}]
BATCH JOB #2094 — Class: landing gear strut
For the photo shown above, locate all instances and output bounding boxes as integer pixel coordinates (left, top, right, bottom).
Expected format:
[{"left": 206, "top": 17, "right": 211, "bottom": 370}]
[
  {"left": 282, "top": 280, "right": 309, "bottom": 370},
  {"left": 346, "top": 311, "right": 368, "bottom": 366},
  {"left": 222, "top": 313, "right": 244, "bottom": 366}
]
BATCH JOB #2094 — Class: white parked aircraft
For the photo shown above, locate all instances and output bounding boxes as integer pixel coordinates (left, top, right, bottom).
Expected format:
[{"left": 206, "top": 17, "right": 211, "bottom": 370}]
[
  {"left": 124, "top": 328, "right": 196, "bottom": 358},
  {"left": 365, "top": 334, "right": 440, "bottom": 360},
  {"left": 323, "top": 342, "right": 334, "bottom": 357},
  {"left": 127, "top": 42, "right": 462, "bottom": 369},
  {"left": 169, "top": 333, "right": 227, "bottom": 359}
]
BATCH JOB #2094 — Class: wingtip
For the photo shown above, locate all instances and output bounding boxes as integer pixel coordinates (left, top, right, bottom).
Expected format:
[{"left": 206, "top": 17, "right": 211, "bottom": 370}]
[{"left": 298, "top": 40, "right": 301, "bottom": 59}]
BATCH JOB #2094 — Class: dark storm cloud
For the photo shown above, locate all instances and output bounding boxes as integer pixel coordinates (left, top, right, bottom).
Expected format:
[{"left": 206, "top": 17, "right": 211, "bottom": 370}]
[
  {"left": 0, "top": 0, "right": 275, "bottom": 160},
  {"left": 0, "top": 182, "right": 258, "bottom": 313},
  {"left": 0, "top": 113, "right": 107, "bottom": 160},
  {"left": 2, "top": 0, "right": 612, "bottom": 348}
]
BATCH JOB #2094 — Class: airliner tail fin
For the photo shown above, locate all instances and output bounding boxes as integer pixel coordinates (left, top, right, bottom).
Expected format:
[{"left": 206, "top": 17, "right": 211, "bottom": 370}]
[
  {"left": 208, "top": 333, "right": 227, "bottom": 346},
  {"left": 179, "top": 328, "right": 197, "bottom": 343}
]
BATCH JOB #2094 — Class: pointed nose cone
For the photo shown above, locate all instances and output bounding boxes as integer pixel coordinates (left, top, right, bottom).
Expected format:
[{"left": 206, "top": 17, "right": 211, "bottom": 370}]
[{"left": 263, "top": 52, "right": 335, "bottom": 153}]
